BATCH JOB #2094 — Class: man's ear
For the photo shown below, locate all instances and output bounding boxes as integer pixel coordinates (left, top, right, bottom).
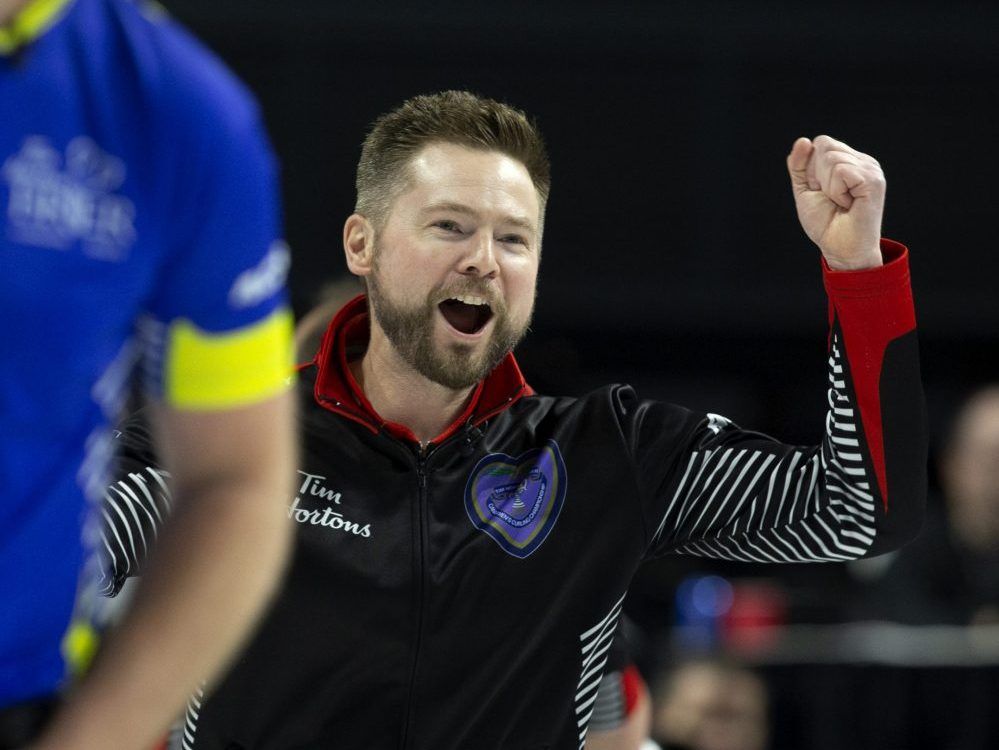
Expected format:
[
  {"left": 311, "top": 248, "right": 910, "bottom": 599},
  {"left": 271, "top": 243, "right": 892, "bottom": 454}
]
[{"left": 343, "top": 214, "right": 375, "bottom": 277}]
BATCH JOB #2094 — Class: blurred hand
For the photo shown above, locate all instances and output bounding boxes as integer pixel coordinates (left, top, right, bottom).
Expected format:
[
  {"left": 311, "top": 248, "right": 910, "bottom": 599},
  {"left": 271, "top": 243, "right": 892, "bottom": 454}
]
[{"left": 786, "top": 135, "right": 885, "bottom": 270}]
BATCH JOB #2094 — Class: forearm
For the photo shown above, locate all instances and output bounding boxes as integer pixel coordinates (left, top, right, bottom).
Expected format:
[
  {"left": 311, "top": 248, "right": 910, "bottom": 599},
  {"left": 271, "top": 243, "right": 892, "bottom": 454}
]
[
  {"left": 35, "top": 397, "right": 297, "bottom": 749},
  {"left": 37, "top": 474, "right": 292, "bottom": 748}
]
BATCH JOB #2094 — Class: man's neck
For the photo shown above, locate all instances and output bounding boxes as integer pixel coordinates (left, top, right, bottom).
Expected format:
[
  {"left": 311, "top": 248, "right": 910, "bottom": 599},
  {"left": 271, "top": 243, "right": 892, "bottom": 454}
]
[
  {"left": 351, "top": 328, "right": 477, "bottom": 447},
  {"left": 0, "top": 0, "right": 32, "bottom": 27}
]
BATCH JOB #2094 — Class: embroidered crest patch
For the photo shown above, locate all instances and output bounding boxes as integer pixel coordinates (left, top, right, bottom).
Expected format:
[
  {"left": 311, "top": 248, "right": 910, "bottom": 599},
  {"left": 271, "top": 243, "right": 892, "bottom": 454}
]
[{"left": 464, "top": 440, "right": 567, "bottom": 559}]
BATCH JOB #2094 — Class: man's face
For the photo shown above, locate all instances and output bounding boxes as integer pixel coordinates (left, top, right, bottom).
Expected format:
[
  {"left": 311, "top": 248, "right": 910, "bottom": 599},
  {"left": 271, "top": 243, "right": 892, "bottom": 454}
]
[{"left": 365, "top": 142, "right": 541, "bottom": 389}]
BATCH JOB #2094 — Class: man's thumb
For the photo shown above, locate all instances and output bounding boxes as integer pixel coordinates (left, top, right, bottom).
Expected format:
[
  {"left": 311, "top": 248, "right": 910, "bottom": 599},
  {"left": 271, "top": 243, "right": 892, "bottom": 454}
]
[{"left": 787, "top": 136, "right": 813, "bottom": 195}]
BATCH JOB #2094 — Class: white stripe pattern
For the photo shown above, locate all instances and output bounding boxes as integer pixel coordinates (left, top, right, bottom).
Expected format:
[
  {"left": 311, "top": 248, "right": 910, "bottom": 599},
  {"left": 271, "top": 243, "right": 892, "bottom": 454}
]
[
  {"left": 650, "top": 334, "right": 877, "bottom": 563},
  {"left": 574, "top": 593, "right": 626, "bottom": 749},
  {"left": 97, "top": 467, "right": 172, "bottom": 596},
  {"left": 179, "top": 683, "right": 205, "bottom": 750},
  {"left": 588, "top": 670, "right": 626, "bottom": 731}
]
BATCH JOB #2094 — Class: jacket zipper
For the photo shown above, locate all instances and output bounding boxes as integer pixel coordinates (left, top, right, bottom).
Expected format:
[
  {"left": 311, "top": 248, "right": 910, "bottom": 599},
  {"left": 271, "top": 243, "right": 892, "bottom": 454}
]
[
  {"left": 396, "top": 424, "right": 485, "bottom": 748},
  {"left": 399, "top": 449, "right": 430, "bottom": 749}
]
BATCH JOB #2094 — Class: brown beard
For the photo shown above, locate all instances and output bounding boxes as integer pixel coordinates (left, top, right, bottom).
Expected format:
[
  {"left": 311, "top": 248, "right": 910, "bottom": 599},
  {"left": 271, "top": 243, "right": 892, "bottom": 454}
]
[{"left": 366, "top": 269, "right": 531, "bottom": 390}]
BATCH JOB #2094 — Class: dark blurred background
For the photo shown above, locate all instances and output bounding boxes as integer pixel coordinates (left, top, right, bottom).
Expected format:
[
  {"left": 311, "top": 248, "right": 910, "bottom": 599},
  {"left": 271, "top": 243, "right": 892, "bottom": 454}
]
[
  {"left": 160, "top": 2, "right": 999, "bottom": 747},
  {"left": 162, "top": 0, "right": 996, "bottom": 453}
]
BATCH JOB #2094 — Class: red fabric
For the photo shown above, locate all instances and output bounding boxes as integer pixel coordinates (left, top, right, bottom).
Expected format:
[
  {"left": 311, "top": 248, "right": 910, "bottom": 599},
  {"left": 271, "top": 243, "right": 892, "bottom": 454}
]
[
  {"left": 621, "top": 664, "right": 644, "bottom": 715},
  {"left": 822, "top": 239, "right": 915, "bottom": 511},
  {"left": 312, "top": 294, "right": 533, "bottom": 444}
]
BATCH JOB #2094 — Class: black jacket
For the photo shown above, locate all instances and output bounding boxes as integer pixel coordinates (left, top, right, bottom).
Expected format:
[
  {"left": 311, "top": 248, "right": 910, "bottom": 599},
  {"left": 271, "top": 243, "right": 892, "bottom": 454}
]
[{"left": 103, "top": 241, "right": 925, "bottom": 749}]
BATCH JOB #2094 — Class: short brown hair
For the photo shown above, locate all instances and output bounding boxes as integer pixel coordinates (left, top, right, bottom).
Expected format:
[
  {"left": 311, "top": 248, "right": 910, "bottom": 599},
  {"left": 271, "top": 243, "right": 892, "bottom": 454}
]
[{"left": 355, "top": 90, "right": 550, "bottom": 229}]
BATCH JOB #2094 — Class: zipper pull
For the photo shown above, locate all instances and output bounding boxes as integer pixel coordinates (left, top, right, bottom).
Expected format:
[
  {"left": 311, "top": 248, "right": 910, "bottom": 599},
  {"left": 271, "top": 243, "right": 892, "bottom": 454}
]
[{"left": 459, "top": 420, "right": 485, "bottom": 457}]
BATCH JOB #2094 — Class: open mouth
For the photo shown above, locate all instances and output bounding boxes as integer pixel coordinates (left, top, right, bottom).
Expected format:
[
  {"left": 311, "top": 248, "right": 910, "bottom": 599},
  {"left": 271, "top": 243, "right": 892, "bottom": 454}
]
[{"left": 438, "top": 295, "right": 493, "bottom": 335}]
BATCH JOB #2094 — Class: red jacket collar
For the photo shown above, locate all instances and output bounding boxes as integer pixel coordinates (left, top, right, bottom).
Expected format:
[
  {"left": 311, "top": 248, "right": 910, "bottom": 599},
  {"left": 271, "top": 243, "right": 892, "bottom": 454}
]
[{"left": 310, "top": 294, "right": 533, "bottom": 445}]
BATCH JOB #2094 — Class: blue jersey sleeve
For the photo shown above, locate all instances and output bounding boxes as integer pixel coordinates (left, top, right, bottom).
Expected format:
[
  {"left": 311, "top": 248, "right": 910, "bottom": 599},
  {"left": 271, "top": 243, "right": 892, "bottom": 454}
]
[{"left": 137, "top": 25, "right": 293, "bottom": 409}]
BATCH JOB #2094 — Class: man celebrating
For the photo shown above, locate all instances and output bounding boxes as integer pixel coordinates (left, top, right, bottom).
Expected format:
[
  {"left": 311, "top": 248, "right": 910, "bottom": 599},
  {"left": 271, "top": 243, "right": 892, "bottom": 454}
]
[{"left": 107, "top": 90, "right": 924, "bottom": 749}]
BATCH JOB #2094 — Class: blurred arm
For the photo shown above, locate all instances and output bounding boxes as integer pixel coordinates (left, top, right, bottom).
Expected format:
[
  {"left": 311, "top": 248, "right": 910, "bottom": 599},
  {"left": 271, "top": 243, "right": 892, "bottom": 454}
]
[{"left": 34, "top": 391, "right": 296, "bottom": 749}]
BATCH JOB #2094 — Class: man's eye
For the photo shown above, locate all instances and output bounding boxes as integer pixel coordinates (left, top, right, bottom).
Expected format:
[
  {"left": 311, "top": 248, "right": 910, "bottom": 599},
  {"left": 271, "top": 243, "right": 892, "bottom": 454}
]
[
  {"left": 499, "top": 234, "right": 527, "bottom": 246},
  {"left": 434, "top": 220, "right": 462, "bottom": 233}
]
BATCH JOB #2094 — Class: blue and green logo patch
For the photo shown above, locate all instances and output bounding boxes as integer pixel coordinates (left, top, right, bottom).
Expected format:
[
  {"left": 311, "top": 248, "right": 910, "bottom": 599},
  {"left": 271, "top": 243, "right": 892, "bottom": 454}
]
[{"left": 464, "top": 440, "right": 567, "bottom": 558}]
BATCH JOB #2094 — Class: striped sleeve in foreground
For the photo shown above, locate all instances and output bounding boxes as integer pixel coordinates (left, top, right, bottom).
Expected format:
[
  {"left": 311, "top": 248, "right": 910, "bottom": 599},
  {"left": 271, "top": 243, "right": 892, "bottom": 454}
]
[
  {"left": 97, "top": 466, "right": 172, "bottom": 596},
  {"left": 650, "top": 333, "right": 877, "bottom": 563}
]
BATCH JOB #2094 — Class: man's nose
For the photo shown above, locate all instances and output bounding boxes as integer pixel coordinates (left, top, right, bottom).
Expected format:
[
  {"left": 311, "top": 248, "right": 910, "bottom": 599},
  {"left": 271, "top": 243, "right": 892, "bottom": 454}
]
[{"left": 460, "top": 230, "right": 499, "bottom": 278}]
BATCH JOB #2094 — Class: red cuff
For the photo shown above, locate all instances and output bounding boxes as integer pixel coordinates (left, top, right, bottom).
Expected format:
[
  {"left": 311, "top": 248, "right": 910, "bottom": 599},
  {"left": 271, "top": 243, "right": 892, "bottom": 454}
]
[
  {"left": 821, "top": 239, "right": 910, "bottom": 298},
  {"left": 822, "top": 237, "right": 916, "bottom": 340}
]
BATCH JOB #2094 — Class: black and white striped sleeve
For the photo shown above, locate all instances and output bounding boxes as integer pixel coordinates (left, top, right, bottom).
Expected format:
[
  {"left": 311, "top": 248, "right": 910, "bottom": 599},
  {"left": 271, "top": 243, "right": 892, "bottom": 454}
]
[
  {"left": 97, "top": 414, "right": 172, "bottom": 597},
  {"left": 98, "top": 465, "right": 172, "bottom": 596},
  {"left": 635, "top": 240, "right": 926, "bottom": 563}
]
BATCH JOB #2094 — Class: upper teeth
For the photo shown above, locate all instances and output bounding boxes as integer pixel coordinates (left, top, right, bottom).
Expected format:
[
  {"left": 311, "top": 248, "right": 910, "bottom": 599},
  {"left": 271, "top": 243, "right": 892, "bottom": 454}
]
[{"left": 453, "top": 295, "right": 487, "bottom": 306}]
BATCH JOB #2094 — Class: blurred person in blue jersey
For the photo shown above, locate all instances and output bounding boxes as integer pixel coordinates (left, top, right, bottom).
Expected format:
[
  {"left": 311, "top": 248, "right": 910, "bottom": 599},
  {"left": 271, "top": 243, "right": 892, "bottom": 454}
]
[{"left": 0, "top": 0, "right": 297, "bottom": 747}]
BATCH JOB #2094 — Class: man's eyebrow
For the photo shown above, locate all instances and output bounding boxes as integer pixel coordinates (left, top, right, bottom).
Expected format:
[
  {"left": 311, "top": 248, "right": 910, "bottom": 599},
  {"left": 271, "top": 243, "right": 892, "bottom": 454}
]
[{"left": 420, "top": 201, "right": 536, "bottom": 233}]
